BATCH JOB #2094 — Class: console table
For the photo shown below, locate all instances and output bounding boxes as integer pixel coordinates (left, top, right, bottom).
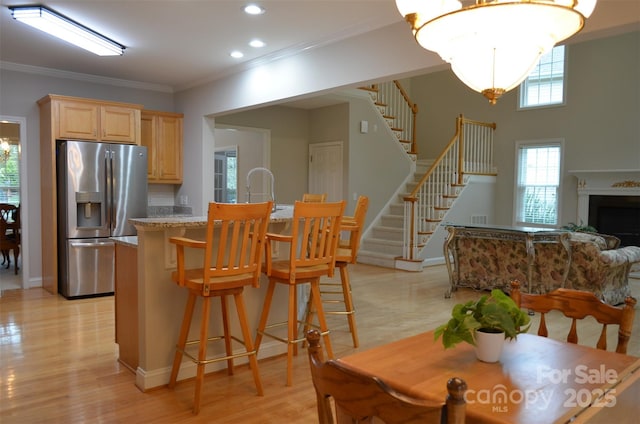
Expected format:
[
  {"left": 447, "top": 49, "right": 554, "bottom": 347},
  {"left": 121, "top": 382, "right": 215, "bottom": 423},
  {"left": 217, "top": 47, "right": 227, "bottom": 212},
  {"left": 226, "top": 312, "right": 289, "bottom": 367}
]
[{"left": 443, "top": 224, "right": 571, "bottom": 297}]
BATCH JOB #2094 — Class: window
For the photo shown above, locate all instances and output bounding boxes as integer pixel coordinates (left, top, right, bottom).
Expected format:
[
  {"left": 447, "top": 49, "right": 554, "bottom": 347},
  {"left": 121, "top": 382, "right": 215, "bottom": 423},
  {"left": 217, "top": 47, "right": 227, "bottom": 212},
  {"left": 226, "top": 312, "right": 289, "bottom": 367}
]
[
  {"left": 519, "top": 45, "right": 566, "bottom": 108},
  {"left": 515, "top": 142, "right": 562, "bottom": 227},
  {"left": 0, "top": 141, "right": 20, "bottom": 205},
  {"left": 214, "top": 147, "right": 237, "bottom": 203}
]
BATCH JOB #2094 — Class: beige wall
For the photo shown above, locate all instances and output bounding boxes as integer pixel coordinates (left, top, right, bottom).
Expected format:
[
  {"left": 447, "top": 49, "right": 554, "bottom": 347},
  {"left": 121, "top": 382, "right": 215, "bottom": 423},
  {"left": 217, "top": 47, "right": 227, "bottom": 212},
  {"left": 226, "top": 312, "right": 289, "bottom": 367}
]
[
  {"left": 0, "top": 69, "right": 176, "bottom": 288},
  {"left": 215, "top": 106, "right": 310, "bottom": 206},
  {"left": 409, "top": 30, "right": 640, "bottom": 228}
]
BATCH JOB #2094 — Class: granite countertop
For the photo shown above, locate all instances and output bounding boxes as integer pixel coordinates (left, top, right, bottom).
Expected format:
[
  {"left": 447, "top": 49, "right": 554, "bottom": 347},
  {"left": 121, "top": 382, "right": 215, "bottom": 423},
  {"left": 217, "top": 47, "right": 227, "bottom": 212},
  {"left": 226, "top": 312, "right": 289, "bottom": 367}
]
[
  {"left": 111, "top": 236, "right": 138, "bottom": 247},
  {"left": 130, "top": 204, "right": 294, "bottom": 229}
]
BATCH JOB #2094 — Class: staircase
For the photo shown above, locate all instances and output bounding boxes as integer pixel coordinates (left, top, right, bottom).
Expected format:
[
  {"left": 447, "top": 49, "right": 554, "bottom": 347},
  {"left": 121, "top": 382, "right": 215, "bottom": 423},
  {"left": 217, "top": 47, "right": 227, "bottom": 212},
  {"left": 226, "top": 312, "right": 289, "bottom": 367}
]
[
  {"left": 355, "top": 85, "right": 497, "bottom": 270},
  {"left": 358, "top": 82, "right": 417, "bottom": 159},
  {"left": 357, "top": 159, "right": 440, "bottom": 268}
]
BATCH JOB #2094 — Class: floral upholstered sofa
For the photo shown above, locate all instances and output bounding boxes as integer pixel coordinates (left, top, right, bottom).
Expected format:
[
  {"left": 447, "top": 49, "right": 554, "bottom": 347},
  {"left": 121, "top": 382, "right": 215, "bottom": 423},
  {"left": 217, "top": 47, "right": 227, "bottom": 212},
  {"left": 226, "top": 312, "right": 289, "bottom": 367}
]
[
  {"left": 444, "top": 225, "right": 640, "bottom": 305},
  {"left": 566, "top": 232, "right": 640, "bottom": 305}
]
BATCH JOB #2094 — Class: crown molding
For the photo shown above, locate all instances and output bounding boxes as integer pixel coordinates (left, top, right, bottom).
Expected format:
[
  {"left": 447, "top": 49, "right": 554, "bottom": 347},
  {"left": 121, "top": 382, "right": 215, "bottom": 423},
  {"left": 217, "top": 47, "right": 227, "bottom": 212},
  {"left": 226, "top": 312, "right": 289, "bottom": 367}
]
[{"left": 0, "top": 61, "right": 174, "bottom": 93}]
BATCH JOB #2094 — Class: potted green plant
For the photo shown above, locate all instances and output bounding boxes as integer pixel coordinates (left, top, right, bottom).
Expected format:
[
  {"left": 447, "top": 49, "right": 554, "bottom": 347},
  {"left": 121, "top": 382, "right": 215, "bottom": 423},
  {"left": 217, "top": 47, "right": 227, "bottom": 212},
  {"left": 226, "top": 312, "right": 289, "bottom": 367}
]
[
  {"left": 562, "top": 221, "right": 597, "bottom": 233},
  {"left": 434, "top": 289, "right": 531, "bottom": 362}
]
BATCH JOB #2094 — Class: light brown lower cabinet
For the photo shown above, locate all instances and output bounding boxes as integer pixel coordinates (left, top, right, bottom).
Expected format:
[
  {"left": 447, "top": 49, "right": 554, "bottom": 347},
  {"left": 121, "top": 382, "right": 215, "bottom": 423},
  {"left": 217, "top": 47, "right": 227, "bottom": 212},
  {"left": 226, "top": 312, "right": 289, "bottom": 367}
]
[{"left": 115, "top": 243, "right": 138, "bottom": 372}]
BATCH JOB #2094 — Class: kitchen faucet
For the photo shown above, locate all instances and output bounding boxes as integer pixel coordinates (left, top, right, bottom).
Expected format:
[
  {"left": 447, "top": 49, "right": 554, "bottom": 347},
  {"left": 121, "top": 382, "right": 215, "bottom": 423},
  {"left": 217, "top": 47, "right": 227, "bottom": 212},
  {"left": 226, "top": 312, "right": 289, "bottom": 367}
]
[{"left": 246, "top": 167, "right": 276, "bottom": 212}]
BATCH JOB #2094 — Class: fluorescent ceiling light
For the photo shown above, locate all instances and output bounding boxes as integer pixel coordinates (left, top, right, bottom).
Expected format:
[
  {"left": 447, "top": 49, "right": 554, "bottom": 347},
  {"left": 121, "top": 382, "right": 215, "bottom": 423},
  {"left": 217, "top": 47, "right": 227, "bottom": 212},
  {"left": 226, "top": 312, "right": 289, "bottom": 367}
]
[{"left": 10, "top": 6, "right": 124, "bottom": 56}]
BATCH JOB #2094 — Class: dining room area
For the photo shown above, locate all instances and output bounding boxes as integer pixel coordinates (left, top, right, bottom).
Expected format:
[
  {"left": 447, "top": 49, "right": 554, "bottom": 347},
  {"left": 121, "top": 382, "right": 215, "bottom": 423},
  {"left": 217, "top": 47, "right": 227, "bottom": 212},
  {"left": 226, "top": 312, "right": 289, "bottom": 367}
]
[
  {"left": 1, "top": 259, "right": 638, "bottom": 423},
  {"left": 0, "top": 120, "right": 22, "bottom": 295},
  {"left": 0, "top": 202, "right": 21, "bottom": 294}
]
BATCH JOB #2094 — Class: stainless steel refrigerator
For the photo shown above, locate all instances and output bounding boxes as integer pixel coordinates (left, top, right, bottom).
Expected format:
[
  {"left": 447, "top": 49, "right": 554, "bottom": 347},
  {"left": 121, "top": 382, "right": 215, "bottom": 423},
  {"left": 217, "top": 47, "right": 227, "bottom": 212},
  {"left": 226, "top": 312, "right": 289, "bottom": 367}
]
[{"left": 57, "top": 140, "right": 147, "bottom": 298}]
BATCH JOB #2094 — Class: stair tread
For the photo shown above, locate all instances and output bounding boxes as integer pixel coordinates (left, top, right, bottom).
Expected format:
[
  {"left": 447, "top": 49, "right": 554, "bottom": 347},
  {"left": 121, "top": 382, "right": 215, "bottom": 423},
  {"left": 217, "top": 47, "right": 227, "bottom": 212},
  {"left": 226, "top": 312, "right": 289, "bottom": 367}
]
[
  {"left": 375, "top": 225, "right": 403, "bottom": 231},
  {"left": 358, "top": 250, "right": 397, "bottom": 257},
  {"left": 364, "top": 238, "right": 403, "bottom": 245}
]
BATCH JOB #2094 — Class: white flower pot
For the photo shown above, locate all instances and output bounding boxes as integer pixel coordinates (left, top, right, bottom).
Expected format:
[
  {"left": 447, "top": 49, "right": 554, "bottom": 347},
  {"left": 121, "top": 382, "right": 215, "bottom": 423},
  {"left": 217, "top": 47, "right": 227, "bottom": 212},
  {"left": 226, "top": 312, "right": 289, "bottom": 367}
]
[{"left": 474, "top": 329, "right": 505, "bottom": 363}]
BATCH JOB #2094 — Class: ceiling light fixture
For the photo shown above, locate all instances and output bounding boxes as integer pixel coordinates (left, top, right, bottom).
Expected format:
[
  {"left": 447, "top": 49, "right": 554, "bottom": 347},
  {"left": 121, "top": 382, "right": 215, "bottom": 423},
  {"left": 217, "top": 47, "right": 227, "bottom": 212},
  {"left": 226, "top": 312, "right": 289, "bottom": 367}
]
[
  {"left": 1, "top": 139, "right": 11, "bottom": 162},
  {"left": 244, "top": 4, "right": 265, "bottom": 15},
  {"left": 9, "top": 5, "right": 125, "bottom": 56},
  {"left": 230, "top": 50, "right": 244, "bottom": 59},
  {"left": 396, "top": 0, "right": 596, "bottom": 104},
  {"left": 249, "top": 39, "right": 265, "bottom": 48}
]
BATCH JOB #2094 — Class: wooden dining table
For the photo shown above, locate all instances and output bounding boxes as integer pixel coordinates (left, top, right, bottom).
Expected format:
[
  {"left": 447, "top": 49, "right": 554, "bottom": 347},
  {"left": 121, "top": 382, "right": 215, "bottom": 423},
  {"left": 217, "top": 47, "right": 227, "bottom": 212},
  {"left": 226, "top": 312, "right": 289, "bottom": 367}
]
[{"left": 338, "top": 331, "right": 640, "bottom": 424}]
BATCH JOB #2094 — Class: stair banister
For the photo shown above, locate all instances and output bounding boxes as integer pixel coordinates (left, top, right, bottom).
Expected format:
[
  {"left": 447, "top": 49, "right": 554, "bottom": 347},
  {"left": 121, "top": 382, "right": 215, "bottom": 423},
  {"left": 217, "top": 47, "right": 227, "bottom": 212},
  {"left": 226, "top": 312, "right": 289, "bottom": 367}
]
[
  {"left": 393, "top": 80, "right": 418, "bottom": 155},
  {"left": 370, "top": 80, "right": 418, "bottom": 156},
  {"left": 401, "top": 115, "right": 496, "bottom": 263}
]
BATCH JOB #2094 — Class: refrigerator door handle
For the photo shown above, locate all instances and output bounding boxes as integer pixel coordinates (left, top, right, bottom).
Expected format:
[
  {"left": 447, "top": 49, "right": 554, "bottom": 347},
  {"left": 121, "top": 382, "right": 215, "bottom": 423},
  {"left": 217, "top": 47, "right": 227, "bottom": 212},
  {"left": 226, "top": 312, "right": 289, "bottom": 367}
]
[
  {"left": 69, "top": 240, "right": 114, "bottom": 248},
  {"left": 105, "top": 148, "right": 113, "bottom": 232}
]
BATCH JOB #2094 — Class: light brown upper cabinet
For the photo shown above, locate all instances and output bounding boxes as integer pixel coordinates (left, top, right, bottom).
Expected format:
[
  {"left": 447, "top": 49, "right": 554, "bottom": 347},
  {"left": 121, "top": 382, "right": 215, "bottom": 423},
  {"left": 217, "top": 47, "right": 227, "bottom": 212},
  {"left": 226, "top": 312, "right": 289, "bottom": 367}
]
[
  {"left": 55, "top": 97, "right": 141, "bottom": 144},
  {"left": 36, "top": 94, "right": 143, "bottom": 296},
  {"left": 141, "top": 110, "right": 183, "bottom": 184}
]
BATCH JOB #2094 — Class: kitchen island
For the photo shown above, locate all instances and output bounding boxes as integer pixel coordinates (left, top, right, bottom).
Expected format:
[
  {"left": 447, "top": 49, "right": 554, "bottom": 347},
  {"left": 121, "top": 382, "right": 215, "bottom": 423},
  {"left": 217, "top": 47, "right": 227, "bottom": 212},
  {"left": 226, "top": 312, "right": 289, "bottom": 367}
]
[{"left": 120, "top": 205, "right": 294, "bottom": 391}]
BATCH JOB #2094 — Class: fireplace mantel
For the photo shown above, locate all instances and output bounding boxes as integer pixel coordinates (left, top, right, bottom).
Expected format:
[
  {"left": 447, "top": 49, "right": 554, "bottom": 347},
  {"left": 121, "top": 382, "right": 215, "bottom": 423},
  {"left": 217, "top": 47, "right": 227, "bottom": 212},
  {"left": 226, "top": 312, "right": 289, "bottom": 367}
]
[{"left": 568, "top": 169, "right": 640, "bottom": 224}]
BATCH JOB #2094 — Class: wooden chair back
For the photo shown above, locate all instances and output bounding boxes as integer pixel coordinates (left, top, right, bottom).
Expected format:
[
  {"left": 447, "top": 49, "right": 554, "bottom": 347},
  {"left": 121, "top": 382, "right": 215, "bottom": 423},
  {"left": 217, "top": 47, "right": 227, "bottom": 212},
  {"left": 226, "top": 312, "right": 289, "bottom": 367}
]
[
  {"left": 302, "top": 193, "right": 327, "bottom": 203},
  {"left": 172, "top": 202, "right": 272, "bottom": 296},
  {"left": 510, "top": 280, "right": 637, "bottom": 354},
  {"left": 265, "top": 200, "right": 345, "bottom": 281},
  {"left": 0, "top": 203, "right": 19, "bottom": 229},
  {"left": 306, "top": 330, "right": 467, "bottom": 424},
  {"left": 337, "top": 195, "right": 369, "bottom": 264},
  {"left": 0, "top": 217, "right": 19, "bottom": 248},
  {"left": 0, "top": 203, "right": 20, "bottom": 254}
]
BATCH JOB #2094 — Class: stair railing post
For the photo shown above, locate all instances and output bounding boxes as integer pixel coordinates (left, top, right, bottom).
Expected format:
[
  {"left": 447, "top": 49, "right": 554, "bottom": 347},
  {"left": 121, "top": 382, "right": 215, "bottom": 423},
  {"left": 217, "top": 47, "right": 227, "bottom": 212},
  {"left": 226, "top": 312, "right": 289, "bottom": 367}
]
[
  {"left": 410, "top": 102, "right": 418, "bottom": 155},
  {"left": 457, "top": 114, "right": 464, "bottom": 186},
  {"left": 403, "top": 196, "right": 418, "bottom": 261}
]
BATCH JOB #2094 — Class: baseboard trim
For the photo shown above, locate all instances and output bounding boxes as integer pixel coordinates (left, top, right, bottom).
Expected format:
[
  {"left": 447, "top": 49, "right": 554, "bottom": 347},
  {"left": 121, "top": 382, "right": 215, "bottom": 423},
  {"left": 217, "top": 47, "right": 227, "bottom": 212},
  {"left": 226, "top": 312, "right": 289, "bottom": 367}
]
[{"left": 135, "top": 340, "right": 288, "bottom": 391}]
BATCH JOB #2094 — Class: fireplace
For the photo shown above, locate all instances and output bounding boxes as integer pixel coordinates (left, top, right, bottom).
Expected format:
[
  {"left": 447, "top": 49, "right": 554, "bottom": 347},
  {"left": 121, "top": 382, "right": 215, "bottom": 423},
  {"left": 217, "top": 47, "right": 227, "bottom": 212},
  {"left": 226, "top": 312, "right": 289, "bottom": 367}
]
[
  {"left": 569, "top": 169, "right": 640, "bottom": 247},
  {"left": 588, "top": 195, "right": 640, "bottom": 246}
]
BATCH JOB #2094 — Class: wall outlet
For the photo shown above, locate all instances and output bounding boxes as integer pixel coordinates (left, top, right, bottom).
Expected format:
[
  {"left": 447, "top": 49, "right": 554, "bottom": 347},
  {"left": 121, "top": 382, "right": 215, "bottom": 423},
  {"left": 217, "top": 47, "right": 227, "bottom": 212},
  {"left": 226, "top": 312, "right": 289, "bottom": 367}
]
[{"left": 179, "top": 195, "right": 188, "bottom": 205}]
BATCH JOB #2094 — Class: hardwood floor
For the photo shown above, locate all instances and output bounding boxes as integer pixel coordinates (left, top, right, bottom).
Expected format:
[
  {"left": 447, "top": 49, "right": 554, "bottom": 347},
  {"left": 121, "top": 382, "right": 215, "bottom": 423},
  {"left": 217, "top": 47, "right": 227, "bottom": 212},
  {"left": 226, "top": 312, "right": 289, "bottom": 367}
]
[
  {"left": 1, "top": 263, "right": 638, "bottom": 423},
  {"left": 0, "top": 256, "right": 21, "bottom": 292}
]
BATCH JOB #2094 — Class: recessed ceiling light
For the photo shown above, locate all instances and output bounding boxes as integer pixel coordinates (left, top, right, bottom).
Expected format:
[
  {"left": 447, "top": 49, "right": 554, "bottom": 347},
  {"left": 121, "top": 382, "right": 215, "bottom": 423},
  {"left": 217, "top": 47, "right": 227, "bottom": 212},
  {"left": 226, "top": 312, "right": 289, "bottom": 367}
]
[
  {"left": 249, "top": 39, "right": 265, "bottom": 48},
  {"left": 230, "top": 50, "right": 244, "bottom": 59},
  {"left": 244, "top": 4, "right": 265, "bottom": 15}
]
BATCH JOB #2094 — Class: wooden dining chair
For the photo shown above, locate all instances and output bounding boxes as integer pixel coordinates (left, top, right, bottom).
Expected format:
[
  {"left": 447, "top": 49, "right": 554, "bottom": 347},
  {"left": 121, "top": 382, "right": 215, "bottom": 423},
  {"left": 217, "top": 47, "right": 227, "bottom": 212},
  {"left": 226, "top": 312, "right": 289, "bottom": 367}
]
[
  {"left": 306, "top": 330, "right": 467, "bottom": 424},
  {"left": 306, "top": 195, "right": 369, "bottom": 347},
  {"left": 510, "top": 280, "right": 637, "bottom": 354},
  {"left": 0, "top": 203, "right": 20, "bottom": 274},
  {"left": 302, "top": 193, "right": 327, "bottom": 203},
  {"left": 168, "top": 201, "right": 272, "bottom": 414},
  {"left": 255, "top": 200, "right": 345, "bottom": 386}
]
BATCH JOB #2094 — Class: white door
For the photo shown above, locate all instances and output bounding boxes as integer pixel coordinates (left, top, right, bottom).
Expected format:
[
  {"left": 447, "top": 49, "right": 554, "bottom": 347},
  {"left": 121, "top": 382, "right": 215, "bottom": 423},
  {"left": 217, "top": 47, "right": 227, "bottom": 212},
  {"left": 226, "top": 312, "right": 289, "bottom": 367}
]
[{"left": 309, "top": 142, "right": 343, "bottom": 202}]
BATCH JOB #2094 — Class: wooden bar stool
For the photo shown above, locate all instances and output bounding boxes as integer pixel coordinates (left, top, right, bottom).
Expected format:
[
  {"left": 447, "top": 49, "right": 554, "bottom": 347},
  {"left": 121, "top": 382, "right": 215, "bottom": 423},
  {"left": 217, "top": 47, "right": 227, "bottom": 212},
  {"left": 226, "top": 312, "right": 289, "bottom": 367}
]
[
  {"left": 305, "top": 195, "right": 369, "bottom": 347},
  {"left": 168, "top": 201, "right": 272, "bottom": 414},
  {"left": 255, "top": 200, "right": 345, "bottom": 386},
  {"left": 302, "top": 193, "right": 327, "bottom": 203}
]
